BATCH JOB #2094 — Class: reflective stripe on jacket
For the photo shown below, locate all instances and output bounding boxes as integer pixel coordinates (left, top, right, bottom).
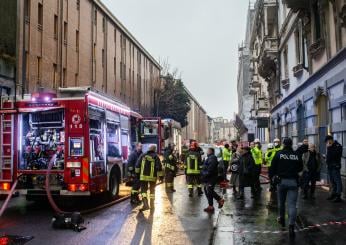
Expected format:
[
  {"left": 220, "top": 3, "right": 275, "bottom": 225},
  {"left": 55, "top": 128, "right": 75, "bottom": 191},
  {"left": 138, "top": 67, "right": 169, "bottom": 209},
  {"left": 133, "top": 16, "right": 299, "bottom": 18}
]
[
  {"left": 265, "top": 149, "right": 276, "bottom": 167},
  {"left": 135, "top": 151, "right": 163, "bottom": 182},
  {"left": 186, "top": 151, "right": 202, "bottom": 175},
  {"left": 251, "top": 147, "right": 263, "bottom": 165}
]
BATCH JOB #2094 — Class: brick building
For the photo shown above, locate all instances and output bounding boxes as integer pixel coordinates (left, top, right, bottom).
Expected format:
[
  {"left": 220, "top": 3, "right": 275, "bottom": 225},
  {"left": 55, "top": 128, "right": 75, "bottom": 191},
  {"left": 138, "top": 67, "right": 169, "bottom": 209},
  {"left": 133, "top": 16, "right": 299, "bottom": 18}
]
[{"left": 0, "top": 0, "right": 161, "bottom": 116}]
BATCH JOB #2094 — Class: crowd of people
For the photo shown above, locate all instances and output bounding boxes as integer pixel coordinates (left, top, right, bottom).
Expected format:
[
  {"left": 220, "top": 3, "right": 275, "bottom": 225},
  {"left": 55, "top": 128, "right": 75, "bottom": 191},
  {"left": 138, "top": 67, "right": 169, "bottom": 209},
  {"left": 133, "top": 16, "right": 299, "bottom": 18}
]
[{"left": 126, "top": 135, "right": 344, "bottom": 239}]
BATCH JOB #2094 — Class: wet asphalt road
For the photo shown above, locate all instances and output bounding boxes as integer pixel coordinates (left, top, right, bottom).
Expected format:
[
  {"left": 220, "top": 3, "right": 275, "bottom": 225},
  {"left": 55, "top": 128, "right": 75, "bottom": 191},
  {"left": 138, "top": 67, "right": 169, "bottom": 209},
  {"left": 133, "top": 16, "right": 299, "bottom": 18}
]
[{"left": 1, "top": 175, "right": 346, "bottom": 245}]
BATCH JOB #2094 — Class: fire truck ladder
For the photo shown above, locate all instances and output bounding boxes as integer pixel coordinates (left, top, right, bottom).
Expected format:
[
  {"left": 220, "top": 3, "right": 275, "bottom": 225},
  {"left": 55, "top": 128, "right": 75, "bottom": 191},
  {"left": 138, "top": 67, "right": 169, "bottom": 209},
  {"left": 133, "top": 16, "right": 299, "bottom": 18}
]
[{"left": 0, "top": 96, "right": 14, "bottom": 183}]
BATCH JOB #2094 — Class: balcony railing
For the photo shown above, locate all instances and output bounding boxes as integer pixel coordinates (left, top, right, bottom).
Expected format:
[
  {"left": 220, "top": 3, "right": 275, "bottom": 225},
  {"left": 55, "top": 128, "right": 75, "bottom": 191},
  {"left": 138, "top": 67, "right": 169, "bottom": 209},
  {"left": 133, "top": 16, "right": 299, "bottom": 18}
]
[{"left": 260, "top": 37, "right": 278, "bottom": 55}]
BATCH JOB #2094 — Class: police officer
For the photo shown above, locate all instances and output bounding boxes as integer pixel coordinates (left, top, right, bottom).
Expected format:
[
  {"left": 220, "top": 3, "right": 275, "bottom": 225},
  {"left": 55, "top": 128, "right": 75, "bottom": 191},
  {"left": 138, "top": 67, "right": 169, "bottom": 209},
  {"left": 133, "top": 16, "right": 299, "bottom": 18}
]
[
  {"left": 163, "top": 146, "right": 177, "bottom": 193},
  {"left": 185, "top": 141, "right": 203, "bottom": 197},
  {"left": 271, "top": 138, "right": 303, "bottom": 238},
  {"left": 128, "top": 143, "right": 143, "bottom": 204},
  {"left": 265, "top": 143, "right": 276, "bottom": 192},
  {"left": 135, "top": 144, "right": 163, "bottom": 211},
  {"left": 251, "top": 139, "right": 263, "bottom": 195},
  {"left": 222, "top": 144, "right": 232, "bottom": 181}
]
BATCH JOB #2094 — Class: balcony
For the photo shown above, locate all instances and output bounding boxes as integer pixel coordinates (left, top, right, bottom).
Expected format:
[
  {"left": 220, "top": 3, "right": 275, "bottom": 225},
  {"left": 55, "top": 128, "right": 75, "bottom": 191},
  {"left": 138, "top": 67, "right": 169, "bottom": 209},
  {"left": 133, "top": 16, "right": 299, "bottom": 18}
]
[
  {"left": 257, "top": 97, "right": 269, "bottom": 110},
  {"left": 260, "top": 37, "right": 278, "bottom": 55},
  {"left": 258, "top": 37, "right": 278, "bottom": 80},
  {"left": 281, "top": 78, "right": 290, "bottom": 90},
  {"left": 284, "top": 0, "right": 309, "bottom": 11},
  {"left": 309, "top": 39, "right": 325, "bottom": 58},
  {"left": 292, "top": 64, "right": 304, "bottom": 77}
]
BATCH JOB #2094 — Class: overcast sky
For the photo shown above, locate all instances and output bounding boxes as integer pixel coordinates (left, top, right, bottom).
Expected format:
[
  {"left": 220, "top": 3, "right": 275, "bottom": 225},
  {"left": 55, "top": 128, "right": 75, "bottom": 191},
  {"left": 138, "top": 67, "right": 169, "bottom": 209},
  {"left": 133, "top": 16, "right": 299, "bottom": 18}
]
[{"left": 102, "top": 0, "right": 249, "bottom": 119}]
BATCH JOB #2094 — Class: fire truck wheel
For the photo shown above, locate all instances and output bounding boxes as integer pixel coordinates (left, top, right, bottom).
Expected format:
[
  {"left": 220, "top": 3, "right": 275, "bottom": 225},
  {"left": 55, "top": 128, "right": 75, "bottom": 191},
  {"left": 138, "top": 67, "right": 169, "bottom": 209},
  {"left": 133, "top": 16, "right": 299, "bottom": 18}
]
[{"left": 108, "top": 168, "right": 120, "bottom": 200}]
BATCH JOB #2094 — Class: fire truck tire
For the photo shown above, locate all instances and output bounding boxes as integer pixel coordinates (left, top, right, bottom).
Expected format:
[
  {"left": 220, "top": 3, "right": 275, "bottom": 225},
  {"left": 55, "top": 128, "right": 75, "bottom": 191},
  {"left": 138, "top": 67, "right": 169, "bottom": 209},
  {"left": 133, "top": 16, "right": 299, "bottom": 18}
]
[{"left": 108, "top": 168, "right": 120, "bottom": 200}]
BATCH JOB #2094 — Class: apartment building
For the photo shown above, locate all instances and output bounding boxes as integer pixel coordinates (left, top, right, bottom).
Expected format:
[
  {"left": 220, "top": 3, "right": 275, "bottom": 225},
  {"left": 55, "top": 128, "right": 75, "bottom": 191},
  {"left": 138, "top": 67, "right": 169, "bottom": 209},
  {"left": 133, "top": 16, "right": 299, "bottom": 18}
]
[{"left": 0, "top": 0, "right": 161, "bottom": 116}]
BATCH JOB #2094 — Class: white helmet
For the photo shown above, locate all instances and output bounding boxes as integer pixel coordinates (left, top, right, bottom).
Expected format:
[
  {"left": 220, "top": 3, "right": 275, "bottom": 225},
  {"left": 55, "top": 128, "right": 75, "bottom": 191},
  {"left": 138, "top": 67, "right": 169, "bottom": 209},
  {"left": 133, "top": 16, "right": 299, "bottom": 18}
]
[
  {"left": 254, "top": 138, "right": 260, "bottom": 143},
  {"left": 273, "top": 138, "right": 280, "bottom": 143},
  {"left": 267, "top": 143, "right": 274, "bottom": 149}
]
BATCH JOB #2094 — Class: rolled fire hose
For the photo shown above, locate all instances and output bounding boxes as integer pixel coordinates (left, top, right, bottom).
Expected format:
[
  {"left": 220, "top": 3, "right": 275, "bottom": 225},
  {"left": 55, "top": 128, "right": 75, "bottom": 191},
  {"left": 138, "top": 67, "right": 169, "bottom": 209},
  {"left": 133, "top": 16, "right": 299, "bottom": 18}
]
[{"left": 0, "top": 179, "right": 18, "bottom": 218}]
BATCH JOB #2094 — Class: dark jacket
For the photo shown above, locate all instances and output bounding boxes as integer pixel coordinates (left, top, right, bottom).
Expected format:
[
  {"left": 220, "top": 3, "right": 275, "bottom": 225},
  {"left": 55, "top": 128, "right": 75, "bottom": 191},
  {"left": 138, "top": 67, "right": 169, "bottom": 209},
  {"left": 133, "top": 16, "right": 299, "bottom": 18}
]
[
  {"left": 239, "top": 151, "right": 255, "bottom": 176},
  {"left": 326, "top": 141, "right": 343, "bottom": 169},
  {"left": 271, "top": 147, "right": 303, "bottom": 179},
  {"left": 135, "top": 151, "right": 163, "bottom": 182},
  {"left": 296, "top": 144, "right": 308, "bottom": 158},
  {"left": 230, "top": 152, "right": 241, "bottom": 173},
  {"left": 302, "top": 151, "right": 321, "bottom": 173},
  {"left": 201, "top": 154, "right": 219, "bottom": 184},
  {"left": 127, "top": 150, "right": 143, "bottom": 173}
]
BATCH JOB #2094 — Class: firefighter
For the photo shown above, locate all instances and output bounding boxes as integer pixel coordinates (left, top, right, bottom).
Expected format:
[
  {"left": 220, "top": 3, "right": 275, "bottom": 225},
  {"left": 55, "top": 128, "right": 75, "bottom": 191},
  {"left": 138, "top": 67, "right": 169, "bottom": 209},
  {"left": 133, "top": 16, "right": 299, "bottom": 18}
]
[
  {"left": 163, "top": 146, "right": 177, "bottom": 193},
  {"left": 185, "top": 141, "right": 203, "bottom": 197},
  {"left": 128, "top": 143, "right": 143, "bottom": 204},
  {"left": 181, "top": 144, "right": 189, "bottom": 163},
  {"left": 265, "top": 143, "right": 276, "bottom": 192},
  {"left": 135, "top": 144, "right": 163, "bottom": 211},
  {"left": 250, "top": 139, "right": 263, "bottom": 195}
]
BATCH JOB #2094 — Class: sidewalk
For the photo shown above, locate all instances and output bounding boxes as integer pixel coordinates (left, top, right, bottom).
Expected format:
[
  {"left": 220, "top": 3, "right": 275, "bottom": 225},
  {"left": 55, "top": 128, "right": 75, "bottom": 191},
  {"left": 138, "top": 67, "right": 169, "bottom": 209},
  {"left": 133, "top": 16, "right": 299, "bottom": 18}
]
[{"left": 213, "top": 184, "right": 346, "bottom": 245}]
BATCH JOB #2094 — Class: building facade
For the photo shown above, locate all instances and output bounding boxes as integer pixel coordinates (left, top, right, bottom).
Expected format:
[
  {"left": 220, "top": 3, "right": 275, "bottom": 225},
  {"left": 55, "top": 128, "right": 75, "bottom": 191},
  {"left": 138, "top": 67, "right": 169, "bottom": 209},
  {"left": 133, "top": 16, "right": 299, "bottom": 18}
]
[
  {"left": 210, "top": 117, "right": 237, "bottom": 144},
  {"left": 237, "top": 6, "right": 256, "bottom": 142},
  {"left": 181, "top": 88, "right": 209, "bottom": 144},
  {"left": 0, "top": 0, "right": 161, "bottom": 116},
  {"left": 268, "top": 0, "right": 346, "bottom": 184}
]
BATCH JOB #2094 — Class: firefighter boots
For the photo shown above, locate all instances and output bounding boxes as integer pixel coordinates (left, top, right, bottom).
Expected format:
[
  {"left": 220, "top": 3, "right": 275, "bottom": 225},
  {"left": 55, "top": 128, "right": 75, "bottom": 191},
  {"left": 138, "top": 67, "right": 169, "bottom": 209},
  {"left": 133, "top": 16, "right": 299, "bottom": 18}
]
[{"left": 140, "top": 198, "right": 150, "bottom": 212}]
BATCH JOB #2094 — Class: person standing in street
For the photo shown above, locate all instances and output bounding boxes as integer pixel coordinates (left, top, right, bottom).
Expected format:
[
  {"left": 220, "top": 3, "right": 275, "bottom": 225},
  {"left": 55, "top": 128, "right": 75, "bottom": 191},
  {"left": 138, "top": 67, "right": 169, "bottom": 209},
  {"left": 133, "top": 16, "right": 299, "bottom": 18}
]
[
  {"left": 202, "top": 148, "right": 225, "bottom": 213},
  {"left": 222, "top": 144, "right": 232, "bottom": 181},
  {"left": 238, "top": 146, "right": 256, "bottom": 200},
  {"left": 163, "top": 145, "right": 177, "bottom": 193},
  {"left": 301, "top": 144, "right": 321, "bottom": 200},
  {"left": 271, "top": 138, "right": 303, "bottom": 238},
  {"left": 251, "top": 139, "right": 263, "bottom": 195},
  {"left": 230, "top": 145, "right": 241, "bottom": 195},
  {"left": 128, "top": 143, "right": 143, "bottom": 204},
  {"left": 265, "top": 143, "right": 276, "bottom": 192},
  {"left": 296, "top": 139, "right": 309, "bottom": 158},
  {"left": 185, "top": 141, "right": 203, "bottom": 197},
  {"left": 135, "top": 144, "right": 164, "bottom": 211},
  {"left": 325, "top": 135, "right": 343, "bottom": 203}
]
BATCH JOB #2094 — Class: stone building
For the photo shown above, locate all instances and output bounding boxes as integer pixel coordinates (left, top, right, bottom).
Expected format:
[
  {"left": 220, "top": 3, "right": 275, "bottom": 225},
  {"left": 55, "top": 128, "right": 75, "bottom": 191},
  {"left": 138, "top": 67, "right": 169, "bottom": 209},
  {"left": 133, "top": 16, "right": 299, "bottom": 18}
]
[
  {"left": 0, "top": 0, "right": 161, "bottom": 116},
  {"left": 210, "top": 117, "right": 237, "bottom": 144}
]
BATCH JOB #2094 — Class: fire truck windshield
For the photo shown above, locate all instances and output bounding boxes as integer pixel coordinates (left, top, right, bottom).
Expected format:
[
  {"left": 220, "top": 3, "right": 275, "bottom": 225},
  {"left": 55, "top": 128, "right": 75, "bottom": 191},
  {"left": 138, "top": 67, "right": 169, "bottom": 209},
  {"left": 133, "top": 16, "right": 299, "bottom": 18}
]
[
  {"left": 141, "top": 120, "right": 159, "bottom": 136},
  {"left": 19, "top": 109, "right": 65, "bottom": 170}
]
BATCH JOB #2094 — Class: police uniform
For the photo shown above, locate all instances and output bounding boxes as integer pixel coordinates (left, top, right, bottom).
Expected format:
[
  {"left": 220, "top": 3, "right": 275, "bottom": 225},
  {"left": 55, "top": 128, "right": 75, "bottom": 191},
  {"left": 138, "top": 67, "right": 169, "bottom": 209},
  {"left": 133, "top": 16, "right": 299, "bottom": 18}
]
[
  {"left": 185, "top": 149, "right": 203, "bottom": 197},
  {"left": 163, "top": 150, "right": 177, "bottom": 192},
  {"left": 135, "top": 150, "right": 163, "bottom": 211}
]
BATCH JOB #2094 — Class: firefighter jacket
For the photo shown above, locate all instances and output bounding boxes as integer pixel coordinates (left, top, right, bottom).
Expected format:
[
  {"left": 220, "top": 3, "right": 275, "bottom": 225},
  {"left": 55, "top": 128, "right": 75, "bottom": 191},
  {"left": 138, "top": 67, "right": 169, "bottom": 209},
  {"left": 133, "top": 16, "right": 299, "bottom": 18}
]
[
  {"left": 127, "top": 150, "right": 143, "bottom": 176},
  {"left": 135, "top": 151, "right": 163, "bottom": 182},
  {"left": 251, "top": 146, "right": 263, "bottom": 165},
  {"left": 265, "top": 149, "right": 276, "bottom": 167},
  {"left": 185, "top": 150, "right": 202, "bottom": 175},
  {"left": 163, "top": 153, "right": 177, "bottom": 173},
  {"left": 222, "top": 148, "right": 232, "bottom": 162}
]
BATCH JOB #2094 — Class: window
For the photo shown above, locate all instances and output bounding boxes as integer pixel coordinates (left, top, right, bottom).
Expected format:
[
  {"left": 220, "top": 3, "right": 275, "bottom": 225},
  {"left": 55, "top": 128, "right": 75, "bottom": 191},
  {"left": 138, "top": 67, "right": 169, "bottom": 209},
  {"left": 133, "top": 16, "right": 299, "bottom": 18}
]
[
  {"left": 312, "top": 1, "right": 322, "bottom": 41},
  {"left": 24, "top": 0, "right": 30, "bottom": 22},
  {"left": 102, "top": 49, "right": 105, "bottom": 67},
  {"left": 93, "top": 43, "right": 96, "bottom": 60},
  {"left": 76, "top": 0, "right": 80, "bottom": 10},
  {"left": 37, "top": 57, "right": 41, "bottom": 82},
  {"left": 75, "top": 73, "right": 78, "bottom": 86},
  {"left": 342, "top": 104, "right": 346, "bottom": 121},
  {"left": 94, "top": 10, "right": 97, "bottom": 25},
  {"left": 53, "top": 63, "right": 57, "bottom": 89},
  {"left": 62, "top": 68, "right": 66, "bottom": 87},
  {"left": 63, "top": 22, "right": 67, "bottom": 44},
  {"left": 54, "top": 15, "right": 58, "bottom": 39},
  {"left": 107, "top": 123, "right": 121, "bottom": 158},
  {"left": 114, "top": 57, "right": 116, "bottom": 76},
  {"left": 76, "top": 30, "right": 79, "bottom": 51},
  {"left": 294, "top": 24, "right": 302, "bottom": 64},
  {"left": 102, "top": 17, "right": 106, "bottom": 32},
  {"left": 114, "top": 29, "right": 116, "bottom": 43},
  {"left": 283, "top": 46, "right": 289, "bottom": 79},
  {"left": 38, "top": 3, "right": 43, "bottom": 30}
]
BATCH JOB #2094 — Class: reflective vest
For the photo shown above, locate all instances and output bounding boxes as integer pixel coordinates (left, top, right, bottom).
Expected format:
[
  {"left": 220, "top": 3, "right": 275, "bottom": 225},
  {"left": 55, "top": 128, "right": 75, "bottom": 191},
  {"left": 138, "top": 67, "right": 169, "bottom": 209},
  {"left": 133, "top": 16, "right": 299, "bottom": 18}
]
[
  {"left": 136, "top": 154, "right": 163, "bottom": 182},
  {"left": 222, "top": 148, "right": 231, "bottom": 161},
  {"left": 164, "top": 154, "right": 176, "bottom": 172},
  {"left": 251, "top": 147, "right": 263, "bottom": 165},
  {"left": 265, "top": 149, "right": 276, "bottom": 167},
  {"left": 186, "top": 151, "right": 201, "bottom": 175}
]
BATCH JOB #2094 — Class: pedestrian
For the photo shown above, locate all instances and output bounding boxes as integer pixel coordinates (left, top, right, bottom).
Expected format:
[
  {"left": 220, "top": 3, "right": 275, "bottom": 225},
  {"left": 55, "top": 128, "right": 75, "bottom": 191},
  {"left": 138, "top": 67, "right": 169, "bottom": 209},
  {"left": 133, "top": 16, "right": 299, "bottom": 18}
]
[
  {"left": 222, "top": 144, "right": 232, "bottom": 181},
  {"left": 185, "top": 141, "right": 203, "bottom": 197},
  {"left": 301, "top": 144, "right": 321, "bottom": 200},
  {"left": 128, "top": 143, "right": 143, "bottom": 204},
  {"left": 163, "top": 145, "right": 177, "bottom": 193},
  {"left": 271, "top": 138, "right": 303, "bottom": 238},
  {"left": 135, "top": 144, "right": 164, "bottom": 211},
  {"left": 325, "top": 135, "right": 343, "bottom": 203},
  {"left": 296, "top": 139, "right": 309, "bottom": 158},
  {"left": 251, "top": 139, "right": 263, "bottom": 195},
  {"left": 229, "top": 144, "right": 241, "bottom": 195},
  {"left": 202, "top": 148, "right": 225, "bottom": 213},
  {"left": 238, "top": 146, "right": 256, "bottom": 200},
  {"left": 265, "top": 143, "right": 276, "bottom": 192}
]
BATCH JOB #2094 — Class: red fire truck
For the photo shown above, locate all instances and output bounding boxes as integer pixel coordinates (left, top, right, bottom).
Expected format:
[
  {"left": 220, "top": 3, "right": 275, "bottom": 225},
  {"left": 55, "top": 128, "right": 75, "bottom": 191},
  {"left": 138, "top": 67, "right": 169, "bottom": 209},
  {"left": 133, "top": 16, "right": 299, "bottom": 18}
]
[{"left": 0, "top": 87, "right": 142, "bottom": 200}]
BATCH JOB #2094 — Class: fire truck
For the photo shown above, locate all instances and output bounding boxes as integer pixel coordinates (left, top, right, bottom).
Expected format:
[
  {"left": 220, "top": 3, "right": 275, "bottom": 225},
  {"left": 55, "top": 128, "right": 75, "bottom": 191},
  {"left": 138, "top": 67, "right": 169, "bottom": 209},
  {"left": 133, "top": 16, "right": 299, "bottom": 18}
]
[
  {"left": 139, "top": 117, "right": 181, "bottom": 155},
  {"left": 0, "top": 87, "right": 142, "bottom": 200}
]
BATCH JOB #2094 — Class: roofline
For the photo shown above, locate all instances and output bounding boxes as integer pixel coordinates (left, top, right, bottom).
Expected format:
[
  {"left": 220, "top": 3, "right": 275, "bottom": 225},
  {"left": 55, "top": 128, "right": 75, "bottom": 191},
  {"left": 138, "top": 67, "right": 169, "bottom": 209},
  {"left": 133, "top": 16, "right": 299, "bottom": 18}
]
[{"left": 94, "top": 0, "right": 161, "bottom": 70}]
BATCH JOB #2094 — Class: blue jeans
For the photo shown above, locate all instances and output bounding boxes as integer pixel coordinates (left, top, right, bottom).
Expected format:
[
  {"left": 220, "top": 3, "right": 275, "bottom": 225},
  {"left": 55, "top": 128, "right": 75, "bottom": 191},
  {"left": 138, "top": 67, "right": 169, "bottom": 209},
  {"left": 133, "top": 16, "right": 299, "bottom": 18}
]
[
  {"left": 328, "top": 168, "right": 343, "bottom": 195},
  {"left": 278, "top": 179, "right": 298, "bottom": 226}
]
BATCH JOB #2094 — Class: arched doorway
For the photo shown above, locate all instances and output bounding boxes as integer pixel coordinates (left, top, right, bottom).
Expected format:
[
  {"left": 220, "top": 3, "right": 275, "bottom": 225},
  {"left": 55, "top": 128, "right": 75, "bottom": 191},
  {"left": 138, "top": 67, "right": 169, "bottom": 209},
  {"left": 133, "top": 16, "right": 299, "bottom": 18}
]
[
  {"left": 316, "top": 95, "right": 329, "bottom": 154},
  {"left": 297, "top": 104, "right": 305, "bottom": 142}
]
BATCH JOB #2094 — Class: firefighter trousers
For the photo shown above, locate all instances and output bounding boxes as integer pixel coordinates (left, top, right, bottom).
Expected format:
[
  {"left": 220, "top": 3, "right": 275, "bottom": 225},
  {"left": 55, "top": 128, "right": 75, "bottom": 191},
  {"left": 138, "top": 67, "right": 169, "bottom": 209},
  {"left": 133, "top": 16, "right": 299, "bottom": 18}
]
[
  {"left": 186, "top": 174, "right": 202, "bottom": 190},
  {"left": 140, "top": 181, "right": 156, "bottom": 201},
  {"left": 165, "top": 170, "right": 175, "bottom": 191},
  {"left": 131, "top": 177, "right": 141, "bottom": 203}
]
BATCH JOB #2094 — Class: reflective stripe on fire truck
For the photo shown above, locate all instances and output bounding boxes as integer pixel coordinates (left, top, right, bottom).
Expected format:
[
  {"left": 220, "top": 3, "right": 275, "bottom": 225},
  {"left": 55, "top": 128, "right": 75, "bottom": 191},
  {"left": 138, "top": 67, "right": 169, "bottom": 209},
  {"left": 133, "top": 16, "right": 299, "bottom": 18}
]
[{"left": 82, "top": 158, "right": 89, "bottom": 183}]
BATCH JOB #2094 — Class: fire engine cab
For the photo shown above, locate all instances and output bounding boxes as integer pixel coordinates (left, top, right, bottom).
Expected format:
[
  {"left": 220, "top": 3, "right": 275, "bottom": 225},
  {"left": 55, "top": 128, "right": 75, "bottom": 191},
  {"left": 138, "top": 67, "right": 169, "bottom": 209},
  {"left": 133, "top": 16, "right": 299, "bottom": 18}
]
[{"left": 0, "top": 87, "right": 142, "bottom": 200}]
